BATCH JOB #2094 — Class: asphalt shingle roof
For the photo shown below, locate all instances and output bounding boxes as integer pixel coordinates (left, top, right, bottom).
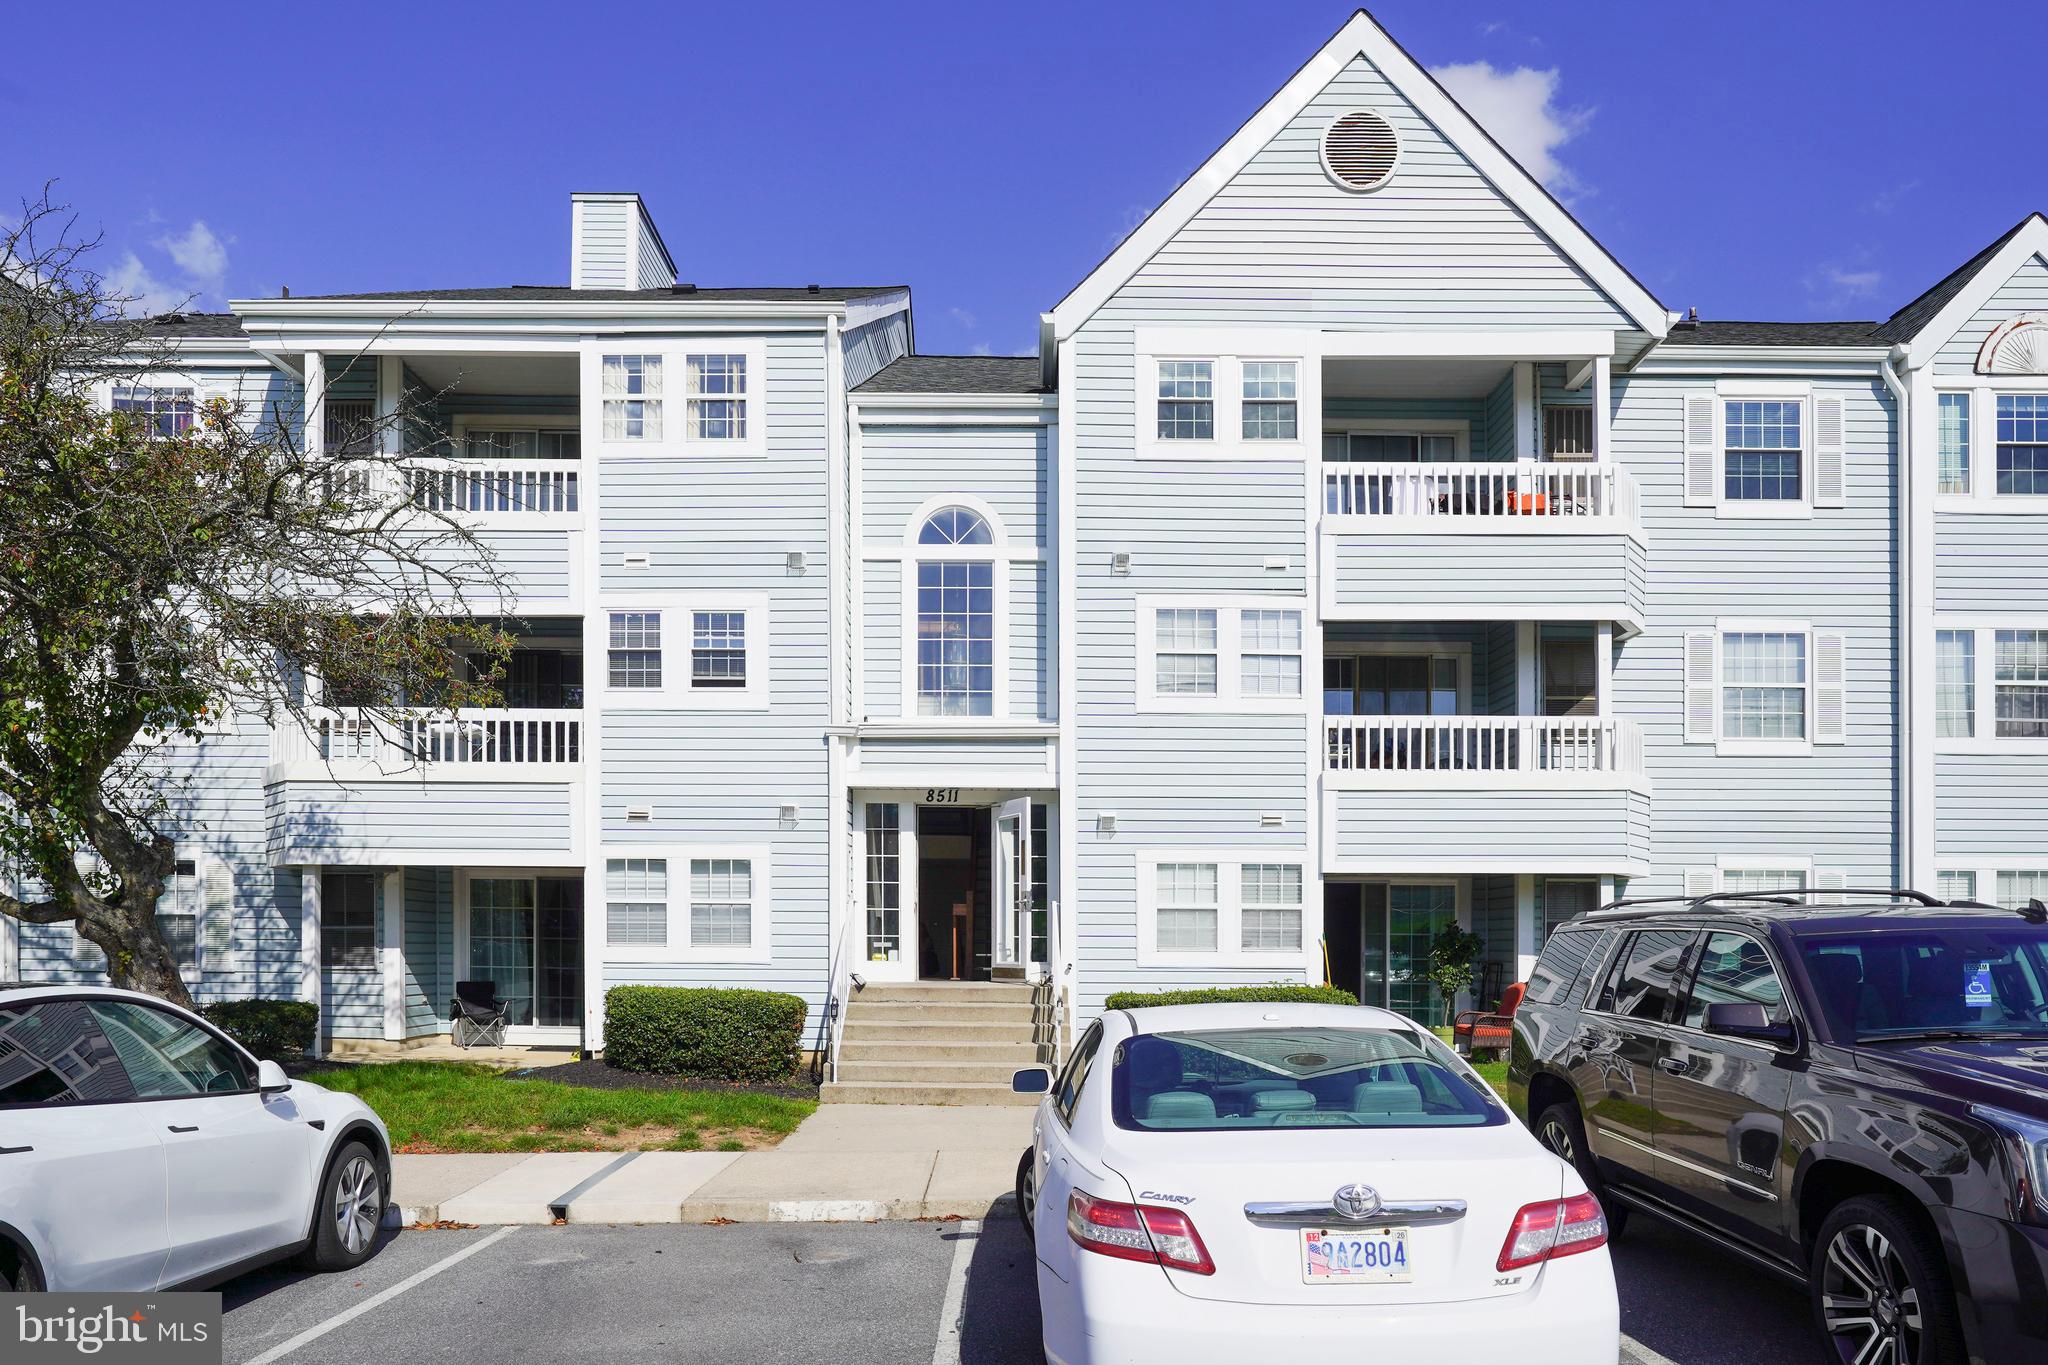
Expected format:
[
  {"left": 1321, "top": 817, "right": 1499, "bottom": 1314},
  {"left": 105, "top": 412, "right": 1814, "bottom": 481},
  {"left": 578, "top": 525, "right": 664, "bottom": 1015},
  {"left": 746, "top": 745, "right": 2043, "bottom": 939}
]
[
  {"left": 1873, "top": 215, "right": 2040, "bottom": 344},
  {"left": 284, "top": 284, "right": 904, "bottom": 304},
  {"left": 854, "top": 354, "right": 1046, "bottom": 395},
  {"left": 1659, "top": 320, "right": 1885, "bottom": 348}
]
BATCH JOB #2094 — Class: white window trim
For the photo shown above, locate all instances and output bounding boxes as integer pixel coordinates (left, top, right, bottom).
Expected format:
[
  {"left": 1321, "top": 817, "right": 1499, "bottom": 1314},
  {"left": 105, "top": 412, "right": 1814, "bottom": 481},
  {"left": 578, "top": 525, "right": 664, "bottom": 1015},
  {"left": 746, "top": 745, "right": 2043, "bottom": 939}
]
[
  {"left": 583, "top": 341, "right": 769, "bottom": 459},
  {"left": 900, "top": 494, "right": 1014, "bottom": 722},
  {"left": 1931, "top": 616, "right": 2048, "bottom": 753},
  {"left": 1135, "top": 850, "right": 1308, "bottom": 968},
  {"left": 1934, "top": 384, "right": 2048, "bottom": 513},
  {"left": 599, "top": 592, "right": 770, "bottom": 710},
  {"left": 1932, "top": 862, "right": 2048, "bottom": 909},
  {"left": 1137, "top": 594, "right": 1309, "bottom": 714},
  {"left": 1322, "top": 420, "right": 1473, "bottom": 460},
  {"left": 1712, "top": 381, "right": 1815, "bottom": 521},
  {"left": 1709, "top": 617, "right": 1819, "bottom": 757},
  {"left": 1134, "top": 351, "right": 1311, "bottom": 460},
  {"left": 601, "top": 843, "right": 773, "bottom": 965}
]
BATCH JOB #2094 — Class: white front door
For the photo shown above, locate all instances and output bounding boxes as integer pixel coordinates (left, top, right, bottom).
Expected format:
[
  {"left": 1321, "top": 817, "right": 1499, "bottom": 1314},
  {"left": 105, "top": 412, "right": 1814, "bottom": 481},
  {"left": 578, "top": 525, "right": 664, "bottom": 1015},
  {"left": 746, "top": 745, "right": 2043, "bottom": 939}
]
[{"left": 992, "top": 796, "right": 1032, "bottom": 971}]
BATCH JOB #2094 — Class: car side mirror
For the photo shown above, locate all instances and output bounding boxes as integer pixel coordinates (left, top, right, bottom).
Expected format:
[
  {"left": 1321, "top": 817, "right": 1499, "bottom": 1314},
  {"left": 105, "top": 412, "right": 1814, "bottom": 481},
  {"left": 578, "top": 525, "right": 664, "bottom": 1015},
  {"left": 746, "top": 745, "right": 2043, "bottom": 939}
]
[
  {"left": 1705, "top": 1002, "right": 1796, "bottom": 1047},
  {"left": 1012, "top": 1067, "right": 1052, "bottom": 1094},
  {"left": 256, "top": 1059, "right": 293, "bottom": 1095}
]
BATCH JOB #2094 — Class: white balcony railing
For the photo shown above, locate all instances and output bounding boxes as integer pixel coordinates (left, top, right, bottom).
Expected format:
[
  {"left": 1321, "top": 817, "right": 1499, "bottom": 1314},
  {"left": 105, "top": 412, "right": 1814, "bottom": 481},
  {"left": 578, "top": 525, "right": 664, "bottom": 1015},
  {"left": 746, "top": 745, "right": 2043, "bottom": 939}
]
[
  {"left": 1325, "top": 715, "right": 1644, "bottom": 780},
  {"left": 406, "top": 460, "right": 579, "bottom": 515},
  {"left": 1323, "top": 461, "right": 1639, "bottom": 526},
  {"left": 271, "top": 707, "right": 583, "bottom": 774}
]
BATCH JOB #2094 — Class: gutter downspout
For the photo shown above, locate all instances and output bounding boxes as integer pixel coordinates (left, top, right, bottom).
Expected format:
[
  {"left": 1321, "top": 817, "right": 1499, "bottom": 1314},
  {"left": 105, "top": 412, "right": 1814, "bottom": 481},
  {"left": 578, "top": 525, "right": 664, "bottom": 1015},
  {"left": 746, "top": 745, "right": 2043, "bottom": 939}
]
[{"left": 1880, "top": 348, "right": 1912, "bottom": 888}]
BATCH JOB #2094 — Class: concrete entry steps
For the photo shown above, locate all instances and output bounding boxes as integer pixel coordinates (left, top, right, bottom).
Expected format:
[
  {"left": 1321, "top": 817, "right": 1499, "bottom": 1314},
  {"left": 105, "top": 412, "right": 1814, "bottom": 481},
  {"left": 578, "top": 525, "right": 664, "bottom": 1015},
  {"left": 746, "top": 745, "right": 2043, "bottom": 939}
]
[{"left": 821, "top": 979, "right": 1051, "bottom": 1106}]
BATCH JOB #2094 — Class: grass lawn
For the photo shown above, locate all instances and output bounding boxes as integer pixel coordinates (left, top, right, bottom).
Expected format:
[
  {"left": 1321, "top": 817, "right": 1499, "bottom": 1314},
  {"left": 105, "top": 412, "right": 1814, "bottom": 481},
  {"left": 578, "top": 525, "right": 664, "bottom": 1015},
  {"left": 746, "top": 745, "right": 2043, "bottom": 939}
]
[
  {"left": 304, "top": 1061, "right": 816, "bottom": 1154},
  {"left": 1472, "top": 1057, "right": 1509, "bottom": 1093}
]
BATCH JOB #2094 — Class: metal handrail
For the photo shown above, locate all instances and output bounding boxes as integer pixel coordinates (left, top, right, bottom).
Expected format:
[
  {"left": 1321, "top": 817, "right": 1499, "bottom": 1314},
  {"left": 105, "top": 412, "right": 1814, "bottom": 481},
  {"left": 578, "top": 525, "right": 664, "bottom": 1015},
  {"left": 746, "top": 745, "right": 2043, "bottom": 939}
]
[{"left": 810, "top": 893, "right": 861, "bottom": 1085}]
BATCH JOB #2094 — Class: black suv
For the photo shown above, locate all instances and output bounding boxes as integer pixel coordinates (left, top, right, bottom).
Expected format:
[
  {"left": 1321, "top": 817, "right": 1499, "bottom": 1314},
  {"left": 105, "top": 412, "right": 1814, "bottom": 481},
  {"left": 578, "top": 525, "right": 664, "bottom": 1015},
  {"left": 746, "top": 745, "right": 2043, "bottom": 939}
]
[{"left": 1507, "top": 888, "right": 2048, "bottom": 1365}]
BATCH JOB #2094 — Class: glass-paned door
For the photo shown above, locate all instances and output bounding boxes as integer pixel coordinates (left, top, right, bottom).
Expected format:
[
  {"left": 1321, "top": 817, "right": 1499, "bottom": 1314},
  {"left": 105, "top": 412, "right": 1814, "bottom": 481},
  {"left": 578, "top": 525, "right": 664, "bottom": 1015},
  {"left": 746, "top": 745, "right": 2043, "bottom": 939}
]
[
  {"left": 1388, "top": 884, "right": 1457, "bottom": 1024},
  {"left": 1324, "top": 654, "right": 1460, "bottom": 716},
  {"left": 1029, "top": 802, "right": 1050, "bottom": 967},
  {"left": 534, "top": 877, "right": 583, "bottom": 1029},
  {"left": 992, "top": 797, "right": 1032, "bottom": 970},
  {"left": 1359, "top": 884, "right": 1389, "bottom": 1007},
  {"left": 469, "top": 878, "right": 537, "bottom": 1026},
  {"left": 864, "top": 802, "right": 905, "bottom": 969}
]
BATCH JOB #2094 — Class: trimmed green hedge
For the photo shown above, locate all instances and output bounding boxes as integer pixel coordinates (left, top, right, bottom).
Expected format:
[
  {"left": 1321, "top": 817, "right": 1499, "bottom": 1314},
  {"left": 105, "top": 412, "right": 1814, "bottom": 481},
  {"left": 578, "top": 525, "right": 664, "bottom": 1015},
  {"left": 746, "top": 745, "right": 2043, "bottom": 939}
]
[
  {"left": 202, "top": 999, "right": 318, "bottom": 1059},
  {"left": 604, "top": 986, "right": 808, "bottom": 1083},
  {"left": 1102, "top": 984, "right": 1360, "bottom": 1010}
]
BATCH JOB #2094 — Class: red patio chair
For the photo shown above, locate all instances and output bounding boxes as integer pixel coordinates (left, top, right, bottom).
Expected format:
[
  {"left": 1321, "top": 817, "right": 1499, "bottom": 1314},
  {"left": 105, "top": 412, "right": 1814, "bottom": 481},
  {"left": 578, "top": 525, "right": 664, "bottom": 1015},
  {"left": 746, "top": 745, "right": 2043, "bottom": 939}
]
[{"left": 1454, "top": 981, "right": 1527, "bottom": 1055}]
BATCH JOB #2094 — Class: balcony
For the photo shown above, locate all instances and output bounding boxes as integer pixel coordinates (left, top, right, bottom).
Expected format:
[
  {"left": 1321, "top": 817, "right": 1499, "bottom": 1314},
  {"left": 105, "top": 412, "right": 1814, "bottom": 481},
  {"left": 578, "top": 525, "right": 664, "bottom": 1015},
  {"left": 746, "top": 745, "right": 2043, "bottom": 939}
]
[
  {"left": 1320, "top": 715, "right": 1649, "bottom": 877},
  {"left": 266, "top": 708, "right": 583, "bottom": 867},
  {"left": 1320, "top": 462, "right": 1645, "bottom": 633},
  {"left": 406, "top": 459, "right": 579, "bottom": 519}
]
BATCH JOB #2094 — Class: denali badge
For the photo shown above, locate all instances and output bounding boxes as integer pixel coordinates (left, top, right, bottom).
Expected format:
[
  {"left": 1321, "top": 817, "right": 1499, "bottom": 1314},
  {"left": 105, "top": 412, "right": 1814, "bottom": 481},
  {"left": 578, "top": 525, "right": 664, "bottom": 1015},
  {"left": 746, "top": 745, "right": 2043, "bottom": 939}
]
[{"left": 1332, "top": 1182, "right": 1382, "bottom": 1220}]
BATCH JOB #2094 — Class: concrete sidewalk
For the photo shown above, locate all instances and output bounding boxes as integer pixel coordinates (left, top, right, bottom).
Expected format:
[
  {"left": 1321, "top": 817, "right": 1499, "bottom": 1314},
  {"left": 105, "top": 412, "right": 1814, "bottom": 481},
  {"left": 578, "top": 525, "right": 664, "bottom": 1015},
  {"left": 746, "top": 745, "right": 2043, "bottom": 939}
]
[{"left": 390, "top": 1104, "right": 1033, "bottom": 1226}]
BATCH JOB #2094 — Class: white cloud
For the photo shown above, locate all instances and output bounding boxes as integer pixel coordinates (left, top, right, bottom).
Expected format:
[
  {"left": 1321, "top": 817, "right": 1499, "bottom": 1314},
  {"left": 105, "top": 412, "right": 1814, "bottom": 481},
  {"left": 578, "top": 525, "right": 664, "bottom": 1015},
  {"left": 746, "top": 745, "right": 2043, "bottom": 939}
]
[
  {"left": 104, "top": 249, "right": 188, "bottom": 316},
  {"left": 1429, "top": 61, "right": 1594, "bottom": 197},
  {"left": 948, "top": 305, "right": 978, "bottom": 331},
  {"left": 1807, "top": 263, "right": 1884, "bottom": 310},
  {"left": 154, "top": 220, "right": 228, "bottom": 294}
]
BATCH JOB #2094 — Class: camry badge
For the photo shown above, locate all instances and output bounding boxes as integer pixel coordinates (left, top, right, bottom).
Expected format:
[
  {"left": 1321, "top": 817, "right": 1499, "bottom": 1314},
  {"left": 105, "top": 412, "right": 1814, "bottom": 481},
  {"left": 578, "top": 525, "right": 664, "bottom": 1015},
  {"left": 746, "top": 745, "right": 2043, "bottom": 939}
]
[{"left": 1332, "top": 1182, "right": 1381, "bottom": 1220}]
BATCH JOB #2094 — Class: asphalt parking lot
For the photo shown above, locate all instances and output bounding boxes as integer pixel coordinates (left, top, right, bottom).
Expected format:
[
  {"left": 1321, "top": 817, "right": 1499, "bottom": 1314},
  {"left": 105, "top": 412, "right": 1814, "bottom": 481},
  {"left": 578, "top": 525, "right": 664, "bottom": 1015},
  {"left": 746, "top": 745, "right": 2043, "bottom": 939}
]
[{"left": 217, "top": 1212, "right": 1817, "bottom": 1365}]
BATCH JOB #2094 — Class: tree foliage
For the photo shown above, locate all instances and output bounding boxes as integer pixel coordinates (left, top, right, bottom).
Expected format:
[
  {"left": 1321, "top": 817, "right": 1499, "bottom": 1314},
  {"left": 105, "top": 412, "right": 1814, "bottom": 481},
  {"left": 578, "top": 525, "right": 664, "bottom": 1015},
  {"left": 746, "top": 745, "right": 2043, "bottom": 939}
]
[
  {"left": 1422, "top": 924, "right": 1487, "bottom": 1026},
  {"left": 0, "top": 189, "right": 511, "bottom": 1005}
]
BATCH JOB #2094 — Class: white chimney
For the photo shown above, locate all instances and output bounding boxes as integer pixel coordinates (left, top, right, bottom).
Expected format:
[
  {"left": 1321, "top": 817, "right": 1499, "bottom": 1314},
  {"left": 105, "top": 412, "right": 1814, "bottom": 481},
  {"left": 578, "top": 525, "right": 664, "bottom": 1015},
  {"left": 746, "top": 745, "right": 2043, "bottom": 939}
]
[{"left": 570, "top": 192, "right": 675, "bottom": 290}]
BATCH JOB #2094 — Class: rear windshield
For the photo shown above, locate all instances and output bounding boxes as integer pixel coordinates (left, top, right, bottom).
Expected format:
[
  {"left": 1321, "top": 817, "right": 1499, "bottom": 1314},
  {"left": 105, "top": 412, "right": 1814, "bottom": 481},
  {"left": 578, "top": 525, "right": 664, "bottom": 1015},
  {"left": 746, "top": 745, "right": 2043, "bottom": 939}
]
[
  {"left": 1798, "top": 925, "right": 2048, "bottom": 1041},
  {"left": 1109, "top": 1026, "right": 1506, "bottom": 1132}
]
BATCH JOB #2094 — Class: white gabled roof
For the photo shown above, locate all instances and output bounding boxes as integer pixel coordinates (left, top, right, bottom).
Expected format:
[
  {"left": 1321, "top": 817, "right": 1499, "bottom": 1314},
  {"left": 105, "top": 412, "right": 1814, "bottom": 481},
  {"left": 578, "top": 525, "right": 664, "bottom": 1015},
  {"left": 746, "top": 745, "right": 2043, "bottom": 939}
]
[{"left": 1046, "top": 9, "right": 1672, "bottom": 343}]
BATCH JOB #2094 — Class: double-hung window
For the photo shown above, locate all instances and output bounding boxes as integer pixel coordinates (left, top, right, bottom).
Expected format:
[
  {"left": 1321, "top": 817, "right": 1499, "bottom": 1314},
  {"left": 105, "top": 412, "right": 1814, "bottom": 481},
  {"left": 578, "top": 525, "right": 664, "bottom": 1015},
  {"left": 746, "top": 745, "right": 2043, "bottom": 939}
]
[
  {"left": 319, "top": 871, "right": 377, "bottom": 970},
  {"left": 605, "top": 858, "right": 668, "bottom": 947},
  {"left": 1721, "top": 631, "right": 1808, "bottom": 741},
  {"left": 1154, "top": 609, "right": 1219, "bottom": 696},
  {"left": 1239, "top": 609, "right": 1303, "bottom": 697},
  {"left": 1141, "top": 854, "right": 1309, "bottom": 965},
  {"left": 156, "top": 858, "right": 202, "bottom": 979},
  {"left": 691, "top": 611, "right": 747, "bottom": 689},
  {"left": 1995, "top": 629, "right": 2048, "bottom": 738},
  {"left": 604, "top": 848, "right": 768, "bottom": 960},
  {"left": 608, "top": 612, "right": 663, "bottom": 689},
  {"left": 1724, "top": 400, "right": 1803, "bottom": 503},
  {"left": 113, "top": 386, "right": 194, "bottom": 439},
  {"left": 1156, "top": 361, "right": 1215, "bottom": 441},
  {"left": 1721, "top": 867, "right": 1808, "bottom": 895},
  {"left": 686, "top": 354, "right": 748, "bottom": 441},
  {"left": 1241, "top": 362, "right": 1298, "bottom": 440},
  {"left": 1997, "top": 395, "right": 2048, "bottom": 496},
  {"left": 689, "top": 858, "right": 754, "bottom": 948},
  {"left": 916, "top": 562, "right": 995, "bottom": 715},
  {"left": 601, "top": 355, "right": 663, "bottom": 441}
]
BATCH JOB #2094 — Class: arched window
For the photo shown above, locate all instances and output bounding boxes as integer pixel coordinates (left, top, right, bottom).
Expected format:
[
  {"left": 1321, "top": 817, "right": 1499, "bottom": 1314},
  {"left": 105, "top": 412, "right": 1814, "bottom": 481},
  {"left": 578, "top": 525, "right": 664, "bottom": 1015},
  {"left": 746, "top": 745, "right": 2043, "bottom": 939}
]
[
  {"left": 917, "top": 506, "right": 993, "bottom": 546},
  {"left": 909, "top": 503, "right": 1002, "bottom": 717}
]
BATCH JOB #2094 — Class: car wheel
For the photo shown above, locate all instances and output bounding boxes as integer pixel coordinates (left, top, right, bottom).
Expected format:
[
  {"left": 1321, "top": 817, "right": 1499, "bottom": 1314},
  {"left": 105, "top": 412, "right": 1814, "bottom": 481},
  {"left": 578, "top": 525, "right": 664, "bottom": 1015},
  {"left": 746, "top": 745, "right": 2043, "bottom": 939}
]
[
  {"left": 1812, "top": 1195, "right": 1965, "bottom": 1365},
  {"left": 1015, "top": 1148, "right": 1037, "bottom": 1245},
  {"left": 1534, "top": 1101, "right": 1628, "bottom": 1238},
  {"left": 299, "top": 1141, "right": 384, "bottom": 1272},
  {"left": 5, "top": 1248, "right": 42, "bottom": 1292}
]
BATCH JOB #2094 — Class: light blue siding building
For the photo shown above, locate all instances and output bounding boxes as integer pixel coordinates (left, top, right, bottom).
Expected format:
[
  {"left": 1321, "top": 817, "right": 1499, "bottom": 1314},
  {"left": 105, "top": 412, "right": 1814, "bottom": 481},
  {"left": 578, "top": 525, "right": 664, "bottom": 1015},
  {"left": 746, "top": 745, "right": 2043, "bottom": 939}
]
[{"left": 8, "top": 12, "right": 2047, "bottom": 1091}]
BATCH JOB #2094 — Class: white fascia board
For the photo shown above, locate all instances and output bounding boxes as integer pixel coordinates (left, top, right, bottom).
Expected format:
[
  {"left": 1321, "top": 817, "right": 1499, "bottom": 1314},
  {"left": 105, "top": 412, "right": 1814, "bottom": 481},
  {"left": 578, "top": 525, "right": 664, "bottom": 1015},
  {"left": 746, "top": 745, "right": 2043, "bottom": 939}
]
[
  {"left": 1046, "top": 12, "right": 1669, "bottom": 342},
  {"left": 843, "top": 288, "right": 912, "bottom": 332},
  {"left": 1632, "top": 347, "right": 1888, "bottom": 378},
  {"left": 1893, "top": 215, "right": 2048, "bottom": 368},
  {"left": 853, "top": 393, "right": 1057, "bottom": 416}
]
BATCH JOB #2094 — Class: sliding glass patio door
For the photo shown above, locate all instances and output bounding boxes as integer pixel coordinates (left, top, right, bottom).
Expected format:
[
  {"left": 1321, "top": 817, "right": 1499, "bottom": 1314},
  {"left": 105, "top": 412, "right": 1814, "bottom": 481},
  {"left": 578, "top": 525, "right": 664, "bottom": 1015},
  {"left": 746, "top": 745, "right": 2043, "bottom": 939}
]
[{"left": 467, "top": 875, "right": 583, "bottom": 1030}]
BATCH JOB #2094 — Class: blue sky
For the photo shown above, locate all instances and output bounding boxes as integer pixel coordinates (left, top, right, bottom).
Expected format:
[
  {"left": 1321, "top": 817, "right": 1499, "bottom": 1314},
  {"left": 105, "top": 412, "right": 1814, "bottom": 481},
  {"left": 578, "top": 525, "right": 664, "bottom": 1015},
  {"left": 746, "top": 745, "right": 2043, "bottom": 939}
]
[{"left": 6, "top": 1, "right": 2042, "bottom": 355}]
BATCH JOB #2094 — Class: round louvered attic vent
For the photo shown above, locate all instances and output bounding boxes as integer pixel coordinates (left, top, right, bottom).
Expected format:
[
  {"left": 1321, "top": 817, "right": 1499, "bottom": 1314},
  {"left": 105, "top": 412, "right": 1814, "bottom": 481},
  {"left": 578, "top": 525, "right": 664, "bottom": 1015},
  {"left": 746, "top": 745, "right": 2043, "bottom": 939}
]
[{"left": 1321, "top": 109, "right": 1400, "bottom": 192}]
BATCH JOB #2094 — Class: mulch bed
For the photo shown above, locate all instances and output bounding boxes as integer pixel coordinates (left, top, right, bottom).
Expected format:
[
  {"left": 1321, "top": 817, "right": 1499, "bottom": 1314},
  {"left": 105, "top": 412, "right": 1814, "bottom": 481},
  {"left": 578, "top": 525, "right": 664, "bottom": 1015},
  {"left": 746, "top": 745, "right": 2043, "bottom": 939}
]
[{"left": 508, "top": 1057, "right": 820, "bottom": 1101}]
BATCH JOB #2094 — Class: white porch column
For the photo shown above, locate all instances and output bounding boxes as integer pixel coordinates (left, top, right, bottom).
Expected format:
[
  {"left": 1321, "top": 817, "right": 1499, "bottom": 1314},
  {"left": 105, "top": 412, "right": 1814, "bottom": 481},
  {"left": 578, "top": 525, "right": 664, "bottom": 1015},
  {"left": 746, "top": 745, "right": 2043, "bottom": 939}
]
[
  {"left": 1592, "top": 355, "right": 1612, "bottom": 462},
  {"left": 382, "top": 868, "right": 405, "bottom": 1042},
  {"left": 298, "top": 870, "right": 322, "bottom": 1058},
  {"left": 0, "top": 888, "right": 18, "bottom": 979},
  {"left": 1516, "top": 621, "right": 1539, "bottom": 716},
  {"left": 376, "top": 354, "right": 403, "bottom": 457},
  {"left": 1595, "top": 621, "right": 1614, "bottom": 716},
  {"left": 1513, "top": 362, "right": 1536, "bottom": 460},
  {"left": 1514, "top": 874, "right": 1539, "bottom": 983},
  {"left": 302, "top": 351, "right": 325, "bottom": 458}
]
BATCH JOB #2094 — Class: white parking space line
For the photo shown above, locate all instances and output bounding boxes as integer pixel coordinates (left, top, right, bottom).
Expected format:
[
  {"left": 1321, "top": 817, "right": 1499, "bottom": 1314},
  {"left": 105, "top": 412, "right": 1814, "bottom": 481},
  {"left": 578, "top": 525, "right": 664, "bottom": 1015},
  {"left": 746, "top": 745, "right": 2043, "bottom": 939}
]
[
  {"left": 929, "top": 1219, "right": 982, "bottom": 1365},
  {"left": 241, "top": 1226, "right": 518, "bottom": 1365},
  {"left": 1621, "top": 1335, "right": 1680, "bottom": 1365}
]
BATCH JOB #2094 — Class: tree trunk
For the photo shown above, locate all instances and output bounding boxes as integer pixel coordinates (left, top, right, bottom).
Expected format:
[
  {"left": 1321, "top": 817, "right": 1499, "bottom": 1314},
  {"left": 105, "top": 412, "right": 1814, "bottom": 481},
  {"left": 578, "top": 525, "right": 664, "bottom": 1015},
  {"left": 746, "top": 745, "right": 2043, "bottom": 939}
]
[{"left": 76, "top": 902, "right": 195, "bottom": 1011}]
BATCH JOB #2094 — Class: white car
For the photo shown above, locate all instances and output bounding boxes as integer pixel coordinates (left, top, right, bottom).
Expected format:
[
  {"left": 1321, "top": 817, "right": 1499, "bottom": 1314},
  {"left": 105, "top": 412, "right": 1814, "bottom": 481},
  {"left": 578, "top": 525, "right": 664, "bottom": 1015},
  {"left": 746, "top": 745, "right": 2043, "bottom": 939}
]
[
  {"left": 0, "top": 984, "right": 391, "bottom": 1292},
  {"left": 1014, "top": 1003, "right": 1618, "bottom": 1365}
]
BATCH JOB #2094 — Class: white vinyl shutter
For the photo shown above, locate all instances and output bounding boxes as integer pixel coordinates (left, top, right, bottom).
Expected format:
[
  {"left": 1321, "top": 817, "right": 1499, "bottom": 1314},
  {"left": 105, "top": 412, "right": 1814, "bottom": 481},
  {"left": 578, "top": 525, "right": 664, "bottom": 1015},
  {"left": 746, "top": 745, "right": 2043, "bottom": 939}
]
[
  {"left": 1684, "top": 631, "right": 1719, "bottom": 743},
  {"left": 1684, "top": 394, "right": 1719, "bottom": 507},
  {"left": 1813, "top": 395, "right": 1846, "bottom": 507},
  {"left": 1816, "top": 869, "right": 1849, "bottom": 905},
  {"left": 200, "top": 855, "right": 235, "bottom": 978},
  {"left": 1684, "top": 868, "right": 1718, "bottom": 899},
  {"left": 1814, "top": 632, "right": 1847, "bottom": 743}
]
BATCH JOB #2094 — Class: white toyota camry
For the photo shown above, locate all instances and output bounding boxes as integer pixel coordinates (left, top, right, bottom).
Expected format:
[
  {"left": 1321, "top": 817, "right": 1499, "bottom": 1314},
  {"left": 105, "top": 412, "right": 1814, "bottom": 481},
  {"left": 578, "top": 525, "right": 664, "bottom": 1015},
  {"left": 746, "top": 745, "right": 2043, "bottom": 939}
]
[
  {"left": 1014, "top": 1002, "right": 1617, "bottom": 1365},
  {"left": 0, "top": 984, "right": 392, "bottom": 1292}
]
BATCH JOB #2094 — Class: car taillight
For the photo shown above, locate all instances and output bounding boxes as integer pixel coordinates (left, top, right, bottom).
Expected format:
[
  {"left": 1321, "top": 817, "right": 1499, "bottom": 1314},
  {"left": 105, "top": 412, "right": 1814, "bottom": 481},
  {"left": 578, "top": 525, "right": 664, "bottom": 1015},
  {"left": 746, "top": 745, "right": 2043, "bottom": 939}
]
[
  {"left": 1067, "top": 1189, "right": 1216, "bottom": 1275},
  {"left": 1497, "top": 1192, "right": 1608, "bottom": 1272}
]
